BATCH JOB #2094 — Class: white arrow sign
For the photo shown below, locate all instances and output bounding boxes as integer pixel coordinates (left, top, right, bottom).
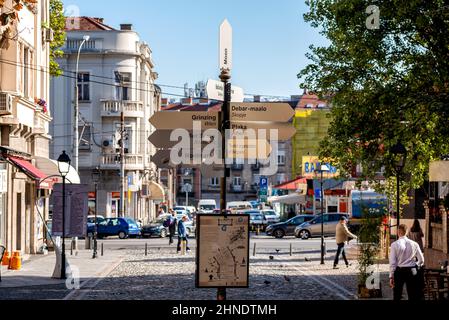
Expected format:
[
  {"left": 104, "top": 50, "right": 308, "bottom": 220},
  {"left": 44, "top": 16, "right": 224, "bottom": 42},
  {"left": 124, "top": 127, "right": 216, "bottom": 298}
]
[
  {"left": 206, "top": 79, "right": 244, "bottom": 102},
  {"left": 219, "top": 19, "right": 232, "bottom": 72}
]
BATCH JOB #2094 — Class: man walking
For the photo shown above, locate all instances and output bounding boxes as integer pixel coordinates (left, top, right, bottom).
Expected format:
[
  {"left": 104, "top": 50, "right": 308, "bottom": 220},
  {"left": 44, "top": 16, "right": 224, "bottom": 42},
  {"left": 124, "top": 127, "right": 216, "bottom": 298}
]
[
  {"left": 334, "top": 216, "right": 358, "bottom": 269},
  {"left": 167, "top": 210, "right": 177, "bottom": 245},
  {"left": 177, "top": 215, "right": 191, "bottom": 253},
  {"left": 389, "top": 224, "right": 424, "bottom": 300}
]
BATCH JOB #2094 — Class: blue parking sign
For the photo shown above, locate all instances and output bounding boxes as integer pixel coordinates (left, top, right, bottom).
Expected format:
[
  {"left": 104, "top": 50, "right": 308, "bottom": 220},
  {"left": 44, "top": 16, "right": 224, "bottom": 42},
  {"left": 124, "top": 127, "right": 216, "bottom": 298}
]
[{"left": 260, "top": 177, "right": 268, "bottom": 189}]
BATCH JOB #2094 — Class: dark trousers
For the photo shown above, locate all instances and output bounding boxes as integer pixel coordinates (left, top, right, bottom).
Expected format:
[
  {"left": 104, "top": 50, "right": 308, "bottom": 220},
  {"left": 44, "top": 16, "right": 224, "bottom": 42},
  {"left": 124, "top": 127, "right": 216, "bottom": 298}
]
[
  {"left": 334, "top": 243, "right": 349, "bottom": 266},
  {"left": 393, "top": 267, "right": 423, "bottom": 300},
  {"left": 177, "top": 236, "right": 189, "bottom": 252},
  {"left": 168, "top": 228, "right": 175, "bottom": 244}
]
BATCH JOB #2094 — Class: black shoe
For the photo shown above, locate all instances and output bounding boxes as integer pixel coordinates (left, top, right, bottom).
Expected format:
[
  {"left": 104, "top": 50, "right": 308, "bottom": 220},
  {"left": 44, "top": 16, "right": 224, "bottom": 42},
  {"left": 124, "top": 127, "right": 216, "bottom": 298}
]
[{"left": 333, "top": 266, "right": 339, "bottom": 269}]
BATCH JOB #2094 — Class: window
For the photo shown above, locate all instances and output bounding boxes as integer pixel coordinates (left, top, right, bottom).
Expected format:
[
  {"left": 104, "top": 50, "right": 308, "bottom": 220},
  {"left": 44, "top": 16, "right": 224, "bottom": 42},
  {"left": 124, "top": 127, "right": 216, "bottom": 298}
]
[
  {"left": 210, "top": 177, "right": 219, "bottom": 186},
  {"left": 114, "top": 124, "right": 133, "bottom": 154},
  {"left": 276, "top": 174, "right": 286, "bottom": 185},
  {"left": 233, "top": 176, "right": 242, "bottom": 186},
  {"left": 77, "top": 73, "right": 90, "bottom": 101},
  {"left": 20, "top": 44, "right": 32, "bottom": 98},
  {"left": 79, "top": 125, "right": 91, "bottom": 150},
  {"left": 115, "top": 72, "right": 132, "bottom": 101},
  {"left": 278, "top": 152, "right": 286, "bottom": 165}
]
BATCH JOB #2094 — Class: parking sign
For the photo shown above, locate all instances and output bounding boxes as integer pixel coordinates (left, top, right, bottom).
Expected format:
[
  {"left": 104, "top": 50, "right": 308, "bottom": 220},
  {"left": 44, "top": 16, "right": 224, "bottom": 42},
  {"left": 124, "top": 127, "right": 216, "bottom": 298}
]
[{"left": 260, "top": 177, "right": 268, "bottom": 189}]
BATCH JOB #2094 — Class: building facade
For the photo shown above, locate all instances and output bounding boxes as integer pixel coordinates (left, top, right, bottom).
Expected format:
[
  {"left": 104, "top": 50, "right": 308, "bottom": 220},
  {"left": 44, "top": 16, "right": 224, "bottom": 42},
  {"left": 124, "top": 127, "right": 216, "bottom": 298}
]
[
  {"left": 50, "top": 18, "right": 163, "bottom": 223},
  {"left": 0, "top": 0, "right": 52, "bottom": 255}
]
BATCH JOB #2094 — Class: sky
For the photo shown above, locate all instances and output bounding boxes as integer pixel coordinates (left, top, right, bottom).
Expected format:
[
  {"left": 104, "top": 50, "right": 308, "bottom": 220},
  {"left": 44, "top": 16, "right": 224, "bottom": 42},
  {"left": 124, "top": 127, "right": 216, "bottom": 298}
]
[{"left": 62, "top": 0, "right": 327, "bottom": 99}]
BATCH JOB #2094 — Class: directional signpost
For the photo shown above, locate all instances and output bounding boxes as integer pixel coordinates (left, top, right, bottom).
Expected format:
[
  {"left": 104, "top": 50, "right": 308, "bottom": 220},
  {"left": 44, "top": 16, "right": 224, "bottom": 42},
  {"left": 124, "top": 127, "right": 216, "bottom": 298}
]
[
  {"left": 229, "top": 103, "right": 294, "bottom": 122},
  {"left": 149, "top": 111, "right": 220, "bottom": 130},
  {"left": 206, "top": 80, "right": 244, "bottom": 102},
  {"left": 230, "top": 122, "right": 296, "bottom": 141}
]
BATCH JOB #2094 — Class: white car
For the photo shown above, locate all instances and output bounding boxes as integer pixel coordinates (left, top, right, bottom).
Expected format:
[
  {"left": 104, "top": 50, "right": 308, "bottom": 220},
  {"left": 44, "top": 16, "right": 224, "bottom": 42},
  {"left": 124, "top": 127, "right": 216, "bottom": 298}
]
[
  {"left": 261, "top": 209, "right": 281, "bottom": 225},
  {"left": 198, "top": 199, "right": 217, "bottom": 214}
]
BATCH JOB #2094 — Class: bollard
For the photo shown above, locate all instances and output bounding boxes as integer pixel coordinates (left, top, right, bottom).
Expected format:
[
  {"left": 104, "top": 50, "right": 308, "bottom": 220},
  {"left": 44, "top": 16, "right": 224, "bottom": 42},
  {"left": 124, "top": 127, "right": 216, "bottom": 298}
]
[
  {"left": 145, "top": 243, "right": 148, "bottom": 256},
  {"left": 8, "top": 251, "right": 22, "bottom": 270},
  {"left": 70, "top": 242, "right": 73, "bottom": 256},
  {"left": 101, "top": 243, "right": 104, "bottom": 256},
  {"left": 253, "top": 243, "right": 256, "bottom": 257},
  {"left": 256, "top": 226, "right": 260, "bottom": 235},
  {"left": 290, "top": 243, "right": 292, "bottom": 256},
  {"left": 2, "top": 251, "right": 10, "bottom": 266}
]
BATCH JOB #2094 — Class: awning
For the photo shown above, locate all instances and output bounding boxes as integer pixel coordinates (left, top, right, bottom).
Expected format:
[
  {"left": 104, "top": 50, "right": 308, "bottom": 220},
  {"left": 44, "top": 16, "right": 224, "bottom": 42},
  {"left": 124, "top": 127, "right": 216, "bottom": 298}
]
[
  {"left": 268, "top": 193, "right": 306, "bottom": 205},
  {"left": 148, "top": 181, "right": 165, "bottom": 201},
  {"left": 33, "top": 156, "right": 80, "bottom": 184},
  {"left": 429, "top": 161, "right": 449, "bottom": 182},
  {"left": 8, "top": 156, "right": 53, "bottom": 189},
  {"left": 273, "top": 177, "right": 308, "bottom": 191}
]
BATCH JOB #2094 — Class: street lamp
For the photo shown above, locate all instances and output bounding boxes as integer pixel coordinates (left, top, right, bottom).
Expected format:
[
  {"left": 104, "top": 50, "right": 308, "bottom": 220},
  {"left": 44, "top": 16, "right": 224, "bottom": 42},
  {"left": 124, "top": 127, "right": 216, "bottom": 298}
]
[
  {"left": 390, "top": 141, "right": 407, "bottom": 240},
  {"left": 57, "top": 151, "right": 71, "bottom": 279},
  {"left": 74, "top": 35, "right": 90, "bottom": 172},
  {"left": 317, "top": 163, "right": 330, "bottom": 265},
  {"left": 91, "top": 167, "right": 101, "bottom": 259}
]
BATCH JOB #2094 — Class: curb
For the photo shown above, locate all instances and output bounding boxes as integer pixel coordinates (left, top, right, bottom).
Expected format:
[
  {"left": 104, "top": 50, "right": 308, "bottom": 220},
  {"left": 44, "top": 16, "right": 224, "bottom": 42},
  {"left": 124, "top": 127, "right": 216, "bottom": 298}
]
[{"left": 62, "top": 256, "right": 125, "bottom": 301}]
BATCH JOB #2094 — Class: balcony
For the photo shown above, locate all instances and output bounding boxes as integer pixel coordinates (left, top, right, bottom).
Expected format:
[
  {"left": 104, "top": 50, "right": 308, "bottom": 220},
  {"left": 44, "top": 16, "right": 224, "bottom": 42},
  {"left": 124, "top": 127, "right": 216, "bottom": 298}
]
[
  {"left": 100, "top": 154, "right": 145, "bottom": 171},
  {"left": 231, "top": 184, "right": 243, "bottom": 193},
  {"left": 231, "top": 164, "right": 244, "bottom": 171},
  {"left": 101, "top": 100, "right": 144, "bottom": 118}
]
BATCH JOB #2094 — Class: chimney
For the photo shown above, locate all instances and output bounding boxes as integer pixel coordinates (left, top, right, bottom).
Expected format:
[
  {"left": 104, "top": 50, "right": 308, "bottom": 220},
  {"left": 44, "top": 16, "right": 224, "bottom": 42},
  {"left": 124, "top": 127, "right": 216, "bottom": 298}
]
[
  {"left": 120, "top": 24, "right": 133, "bottom": 31},
  {"left": 94, "top": 17, "right": 104, "bottom": 24},
  {"left": 254, "top": 95, "right": 261, "bottom": 102},
  {"left": 181, "top": 98, "right": 193, "bottom": 105},
  {"left": 161, "top": 98, "right": 168, "bottom": 106}
]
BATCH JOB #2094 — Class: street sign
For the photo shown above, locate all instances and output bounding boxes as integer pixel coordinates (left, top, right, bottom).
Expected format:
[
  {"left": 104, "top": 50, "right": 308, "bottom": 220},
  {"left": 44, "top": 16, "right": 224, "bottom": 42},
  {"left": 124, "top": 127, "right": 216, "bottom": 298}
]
[
  {"left": 182, "top": 183, "right": 193, "bottom": 193},
  {"left": 226, "top": 139, "right": 272, "bottom": 159},
  {"left": 206, "top": 80, "right": 244, "bottom": 102},
  {"left": 51, "top": 184, "right": 89, "bottom": 238},
  {"left": 219, "top": 19, "right": 232, "bottom": 72},
  {"left": 230, "top": 122, "right": 296, "bottom": 141},
  {"left": 259, "top": 177, "right": 268, "bottom": 189},
  {"left": 196, "top": 214, "right": 249, "bottom": 288},
  {"left": 230, "top": 103, "right": 295, "bottom": 122},
  {"left": 149, "top": 111, "right": 220, "bottom": 130},
  {"left": 148, "top": 130, "right": 212, "bottom": 149},
  {"left": 151, "top": 150, "right": 173, "bottom": 168}
]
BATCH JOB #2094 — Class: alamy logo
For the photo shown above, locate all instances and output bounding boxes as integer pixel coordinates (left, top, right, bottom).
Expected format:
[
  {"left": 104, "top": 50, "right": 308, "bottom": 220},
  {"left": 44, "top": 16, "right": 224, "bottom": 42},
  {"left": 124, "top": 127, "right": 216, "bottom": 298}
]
[{"left": 366, "top": 5, "right": 380, "bottom": 30}]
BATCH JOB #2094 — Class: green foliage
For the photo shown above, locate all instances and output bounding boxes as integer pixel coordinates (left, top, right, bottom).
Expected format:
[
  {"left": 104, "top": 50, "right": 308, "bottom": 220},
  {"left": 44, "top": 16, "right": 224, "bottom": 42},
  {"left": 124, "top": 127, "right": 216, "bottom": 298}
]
[
  {"left": 357, "top": 207, "right": 383, "bottom": 285},
  {"left": 298, "top": 0, "right": 449, "bottom": 200},
  {"left": 48, "top": 0, "right": 66, "bottom": 77}
]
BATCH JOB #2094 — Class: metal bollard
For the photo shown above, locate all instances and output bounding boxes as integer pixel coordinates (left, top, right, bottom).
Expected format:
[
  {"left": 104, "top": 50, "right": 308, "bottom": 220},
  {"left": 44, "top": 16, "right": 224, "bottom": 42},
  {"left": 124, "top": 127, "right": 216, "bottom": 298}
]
[
  {"left": 290, "top": 243, "right": 292, "bottom": 256},
  {"left": 70, "top": 241, "right": 73, "bottom": 256},
  {"left": 145, "top": 243, "right": 148, "bottom": 256},
  {"left": 181, "top": 239, "right": 187, "bottom": 256},
  {"left": 253, "top": 242, "right": 256, "bottom": 257},
  {"left": 101, "top": 243, "right": 104, "bottom": 256}
]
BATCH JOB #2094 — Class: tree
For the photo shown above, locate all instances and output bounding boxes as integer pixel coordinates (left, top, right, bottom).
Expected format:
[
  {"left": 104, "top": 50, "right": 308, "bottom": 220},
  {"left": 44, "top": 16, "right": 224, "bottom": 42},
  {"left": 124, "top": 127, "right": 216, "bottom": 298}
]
[
  {"left": 48, "top": 0, "right": 65, "bottom": 77},
  {"left": 298, "top": 0, "right": 449, "bottom": 198}
]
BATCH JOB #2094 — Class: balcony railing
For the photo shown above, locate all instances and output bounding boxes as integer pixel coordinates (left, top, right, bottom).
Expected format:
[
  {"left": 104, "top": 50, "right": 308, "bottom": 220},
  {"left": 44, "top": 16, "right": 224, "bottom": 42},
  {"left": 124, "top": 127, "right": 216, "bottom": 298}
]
[
  {"left": 101, "top": 100, "right": 144, "bottom": 118},
  {"left": 231, "top": 184, "right": 243, "bottom": 192},
  {"left": 231, "top": 164, "right": 244, "bottom": 171},
  {"left": 101, "top": 154, "right": 145, "bottom": 170}
]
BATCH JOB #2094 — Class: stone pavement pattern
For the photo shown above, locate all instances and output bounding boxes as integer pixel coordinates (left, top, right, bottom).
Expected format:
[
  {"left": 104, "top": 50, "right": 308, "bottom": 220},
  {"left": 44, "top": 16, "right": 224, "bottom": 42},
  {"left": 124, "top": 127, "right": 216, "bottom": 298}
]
[{"left": 80, "top": 249, "right": 392, "bottom": 300}]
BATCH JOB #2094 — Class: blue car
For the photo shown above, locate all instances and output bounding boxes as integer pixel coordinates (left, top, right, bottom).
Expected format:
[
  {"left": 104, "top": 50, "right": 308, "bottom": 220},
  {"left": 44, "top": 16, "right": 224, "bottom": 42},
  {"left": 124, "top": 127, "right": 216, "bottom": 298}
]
[{"left": 91, "top": 217, "right": 141, "bottom": 239}]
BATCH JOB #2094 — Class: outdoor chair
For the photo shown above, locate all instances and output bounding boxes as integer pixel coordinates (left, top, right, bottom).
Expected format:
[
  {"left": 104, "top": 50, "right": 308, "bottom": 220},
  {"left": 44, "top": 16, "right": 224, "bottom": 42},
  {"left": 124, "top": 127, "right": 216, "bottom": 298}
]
[{"left": 0, "top": 245, "right": 5, "bottom": 282}]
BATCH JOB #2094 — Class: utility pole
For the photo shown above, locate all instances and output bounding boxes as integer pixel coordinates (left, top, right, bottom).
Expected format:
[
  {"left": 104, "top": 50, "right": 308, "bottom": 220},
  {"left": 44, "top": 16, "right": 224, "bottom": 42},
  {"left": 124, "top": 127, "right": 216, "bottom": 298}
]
[{"left": 120, "top": 110, "right": 125, "bottom": 218}]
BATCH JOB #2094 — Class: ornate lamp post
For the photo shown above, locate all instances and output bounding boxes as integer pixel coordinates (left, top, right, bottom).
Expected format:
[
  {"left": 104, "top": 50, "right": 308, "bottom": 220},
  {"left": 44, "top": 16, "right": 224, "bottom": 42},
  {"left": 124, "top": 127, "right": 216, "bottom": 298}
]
[
  {"left": 390, "top": 142, "right": 407, "bottom": 240},
  {"left": 91, "top": 167, "right": 101, "bottom": 259},
  {"left": 57, "top": 151, "right": 71, "bottom": 279}
]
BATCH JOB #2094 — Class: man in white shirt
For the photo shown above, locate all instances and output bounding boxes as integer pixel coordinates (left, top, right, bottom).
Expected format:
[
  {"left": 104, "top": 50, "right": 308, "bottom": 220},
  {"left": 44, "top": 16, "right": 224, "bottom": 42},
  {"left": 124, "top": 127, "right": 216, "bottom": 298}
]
[{"left": 389, "top": 224, "right": 425, "bottom": 300}]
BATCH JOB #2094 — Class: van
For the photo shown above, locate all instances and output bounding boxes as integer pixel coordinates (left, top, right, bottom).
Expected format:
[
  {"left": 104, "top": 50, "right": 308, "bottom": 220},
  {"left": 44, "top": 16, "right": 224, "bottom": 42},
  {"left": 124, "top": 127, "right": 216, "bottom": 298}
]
[
  {"left": 198, "top": 199, "right": 217, "bottom": 213},
  {"left": 227, "top": 201, "right": 253, "bottom": 212}
]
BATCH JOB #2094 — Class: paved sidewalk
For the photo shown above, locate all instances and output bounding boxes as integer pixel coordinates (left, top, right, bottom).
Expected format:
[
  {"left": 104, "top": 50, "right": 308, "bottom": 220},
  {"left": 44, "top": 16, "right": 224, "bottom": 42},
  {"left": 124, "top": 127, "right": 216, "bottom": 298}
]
[{"left": 0, "top": 249, "right": 124, "bottom": 299}]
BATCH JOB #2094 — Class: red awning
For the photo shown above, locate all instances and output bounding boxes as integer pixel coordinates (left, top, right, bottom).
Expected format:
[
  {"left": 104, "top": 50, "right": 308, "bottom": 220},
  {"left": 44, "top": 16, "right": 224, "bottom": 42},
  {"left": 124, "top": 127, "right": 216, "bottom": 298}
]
[
  {"left": 8, "top": 156, "right": 53, "bottom": 189},
  {"left": 273, "top": 177, "right": 308, "bottom": 191}
]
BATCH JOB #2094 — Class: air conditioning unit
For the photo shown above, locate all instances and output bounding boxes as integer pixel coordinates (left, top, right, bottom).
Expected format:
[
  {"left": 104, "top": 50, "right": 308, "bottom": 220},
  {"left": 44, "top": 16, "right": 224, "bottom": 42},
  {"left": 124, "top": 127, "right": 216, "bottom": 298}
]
[
  {"left": 0, "top": 92, "right": 13, "bottom": 115},
  {"left": 43, "top": 28, "right": 54, "bottom": 43},
  {"left": 102, "top": 138, "right": 114, "bottom": 153}
]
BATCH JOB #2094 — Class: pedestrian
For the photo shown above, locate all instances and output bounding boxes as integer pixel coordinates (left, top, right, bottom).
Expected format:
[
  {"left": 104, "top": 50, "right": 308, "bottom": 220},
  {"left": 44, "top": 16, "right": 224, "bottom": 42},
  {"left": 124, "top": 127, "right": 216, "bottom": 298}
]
[
  {"left": 177, "top": 215, "right": 191, "bottom": 253},
  {"left": 157, "top": 207, "right": 165, "bottom": 217},
  {"left": 333, "top": 216, "right": 358, "bottom": 269},
  {"left": 389, "top": 224, "right": 425, "bottom": 300},
  {"left": 167, "top": 210, "right": 177, "bottom": 245},
  {"left": 408, "top": 219, "right": 424, "bottom": 252}
]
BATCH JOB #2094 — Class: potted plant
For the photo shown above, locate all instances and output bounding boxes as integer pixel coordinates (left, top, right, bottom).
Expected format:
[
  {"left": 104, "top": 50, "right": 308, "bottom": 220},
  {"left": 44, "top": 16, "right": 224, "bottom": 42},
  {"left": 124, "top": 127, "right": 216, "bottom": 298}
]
[{"left": 357, "top": 207, "right": 383, "bottom": 298}]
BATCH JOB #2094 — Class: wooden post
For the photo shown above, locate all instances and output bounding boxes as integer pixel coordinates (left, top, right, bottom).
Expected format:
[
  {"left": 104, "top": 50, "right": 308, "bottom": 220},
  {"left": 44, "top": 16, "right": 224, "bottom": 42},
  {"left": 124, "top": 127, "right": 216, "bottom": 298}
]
[
  {"left": 253, "top": 242, "right": 256, "bottom": 257},
  {"left": 145, "top": 243, "right": 148, "bottom": 256},
  {"left": 101, "top": 243, "right": 104, "bottom": 256}
]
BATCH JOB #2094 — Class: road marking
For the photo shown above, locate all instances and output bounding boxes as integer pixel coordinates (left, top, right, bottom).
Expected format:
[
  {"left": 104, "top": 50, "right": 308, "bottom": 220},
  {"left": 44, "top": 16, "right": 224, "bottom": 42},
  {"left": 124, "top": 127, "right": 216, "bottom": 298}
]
[
  {"left": 284, "top": 262, "right": 358, "bottom": 300},
  {"left": 63, "top": 256, "right": 124, "bottom": 300}
]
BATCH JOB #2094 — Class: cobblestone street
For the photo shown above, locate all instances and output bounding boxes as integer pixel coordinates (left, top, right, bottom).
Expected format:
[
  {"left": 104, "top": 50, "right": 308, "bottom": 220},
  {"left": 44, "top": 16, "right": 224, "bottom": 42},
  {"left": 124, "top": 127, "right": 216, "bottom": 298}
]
[{"left": 76, "top": 248, "right": 391, "bottom": 300}]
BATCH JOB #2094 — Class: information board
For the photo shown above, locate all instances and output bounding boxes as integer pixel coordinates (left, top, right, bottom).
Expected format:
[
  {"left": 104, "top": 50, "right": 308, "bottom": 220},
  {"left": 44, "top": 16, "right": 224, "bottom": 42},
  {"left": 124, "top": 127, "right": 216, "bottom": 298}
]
[{"left": 196, "top": 214, "right": 250, "bottom": 288}]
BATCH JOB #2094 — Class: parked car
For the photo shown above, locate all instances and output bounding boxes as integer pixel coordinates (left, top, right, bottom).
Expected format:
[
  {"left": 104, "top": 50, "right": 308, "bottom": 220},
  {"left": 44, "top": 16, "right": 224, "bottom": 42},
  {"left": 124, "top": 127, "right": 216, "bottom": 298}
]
[
  {"left": 227, "top": 201, "right": 253, "bottom": 212},
  {"left": 141, "top": 214, "right": 195, "bottom": 238},
  {"left": 173, "top": 206, "right": 197, "bottom": 214},
  {"left": 94, "top": 217, "right": 141, "bottom": 239},
  {"left": 237, "top": 210, "right": 264, "bottom": 231},
  {"left": 260, "top": 209, "right": 281, "bottom": 225},
  {"left": 212, "top": 209, "right": 232, "bottom": 215},
  {"left": 265, "top": 215, "right": 315, "bottom": 238},
  {"left": 294, "top": 213, "right": 349, "bottom": 240},
  {"left": 86, "top": 215, "right": 105, "bottom": 237},
  {"left": 250, "top": 200, "right": 260, "bottom": 209}
]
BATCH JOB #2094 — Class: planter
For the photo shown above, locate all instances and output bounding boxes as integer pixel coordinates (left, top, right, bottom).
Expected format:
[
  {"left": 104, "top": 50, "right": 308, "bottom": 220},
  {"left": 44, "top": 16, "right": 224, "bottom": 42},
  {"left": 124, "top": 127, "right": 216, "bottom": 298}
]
[{"left": 358, "top": 283, "right": 382, "bottom": 299}]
